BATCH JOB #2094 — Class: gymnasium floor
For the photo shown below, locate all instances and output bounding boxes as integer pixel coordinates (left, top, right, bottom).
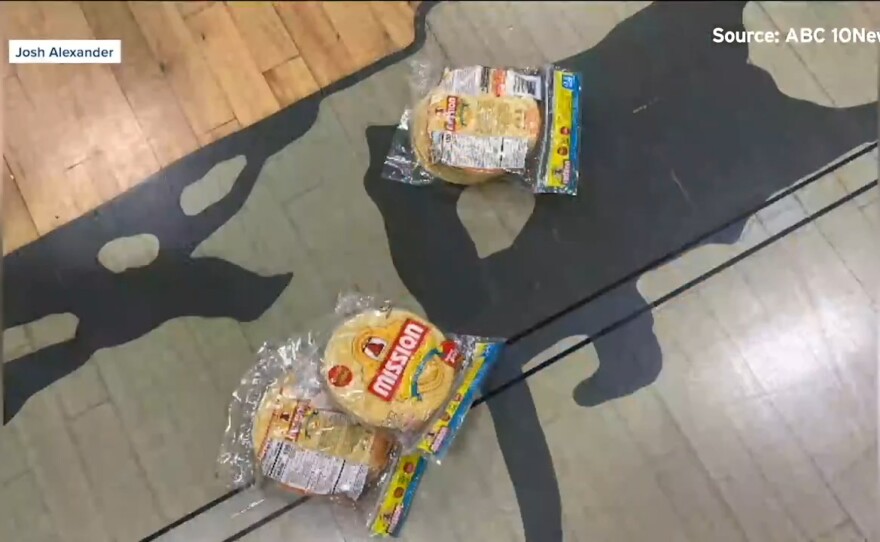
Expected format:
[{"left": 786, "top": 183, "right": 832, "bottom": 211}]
[{"left": 2, "top": 2, "right": 878, "bottom": 541}]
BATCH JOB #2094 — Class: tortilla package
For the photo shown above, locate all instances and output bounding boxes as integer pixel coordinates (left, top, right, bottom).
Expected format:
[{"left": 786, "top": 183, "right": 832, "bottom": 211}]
[
  {"left": 217, "top": 337, "right": 427, "bottom": 537},
  {"left": 415, "top": 339, "right": 503, "bottom": 463},
  {"left": 319, "top": 293, "right": 505, "bottom": 460},
  {"left": 383, "top": 64, "right": 583, "bottom": 195}
]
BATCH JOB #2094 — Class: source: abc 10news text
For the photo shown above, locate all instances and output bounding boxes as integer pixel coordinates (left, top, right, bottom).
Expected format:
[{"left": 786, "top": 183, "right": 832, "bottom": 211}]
[{"left": 713, "top": 26, "right": 880, "bottom": 44}]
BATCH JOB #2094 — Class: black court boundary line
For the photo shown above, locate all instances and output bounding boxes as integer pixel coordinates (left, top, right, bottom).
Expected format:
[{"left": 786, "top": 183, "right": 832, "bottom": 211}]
[
  {"left": 479, "top": 179, "right": 878, "bottom": 404},
  {"left": 507, "top": 140, "right": 878, "bottom": 344},
  {"left": 222, "top": 497, "right": 310, "bottom": 542},
  {"left": 138, "top": 488, "right": 245, "bottom": 542},
  {"left": 135, "top": 0, "right": 876, "bottom": 536},
  {"left": 221, "top": 180, "right": 877, "bottom": 542}
]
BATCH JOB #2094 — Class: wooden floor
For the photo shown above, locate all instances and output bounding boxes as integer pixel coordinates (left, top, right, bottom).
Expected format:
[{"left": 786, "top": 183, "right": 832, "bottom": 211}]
[{"left": 1, "top": 1, "right": 420, "bottom": 254}]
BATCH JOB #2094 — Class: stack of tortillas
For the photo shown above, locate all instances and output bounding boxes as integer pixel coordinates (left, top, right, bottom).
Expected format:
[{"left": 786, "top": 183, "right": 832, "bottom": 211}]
[
  {"left": 411, "top": 84, "right": 543, "bottom": 185},
  {"left": 322, "top": 309, "right": 459, "bottom": 432},
  {"left": 251, "top": 373, "right": 394, "bottom": 496}
]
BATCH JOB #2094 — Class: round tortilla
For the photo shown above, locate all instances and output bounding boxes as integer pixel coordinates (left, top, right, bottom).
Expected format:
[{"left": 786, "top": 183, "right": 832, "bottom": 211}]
[
  {"left": 322, "top": 309, "right": 457, "bottom": 431},
  {"left": 411, "top": 90, "right": 543, "bottom": 185},
  {"left": 251, "top": 373, "right": 393, "bottom": 496}
]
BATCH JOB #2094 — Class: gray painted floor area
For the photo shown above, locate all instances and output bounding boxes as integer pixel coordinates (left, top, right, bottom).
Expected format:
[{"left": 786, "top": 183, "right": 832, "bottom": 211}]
[{"left": 2, "top": 2, "right": 878, "bottom": 541}]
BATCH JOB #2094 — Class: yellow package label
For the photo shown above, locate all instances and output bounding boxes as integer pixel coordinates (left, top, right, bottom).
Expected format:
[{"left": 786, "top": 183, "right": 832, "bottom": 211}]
[
  {"left": 542, "top": 70, "right": 581, "bottom": 192},
  {"left": 370, "top": 453, "right": 427, "bottom": 537},
  {"left": 417, "top": 341, "right": 502, "bottom": 461},
  {"left": 418, "top": 343, "right": 488, "bottom": 455}
]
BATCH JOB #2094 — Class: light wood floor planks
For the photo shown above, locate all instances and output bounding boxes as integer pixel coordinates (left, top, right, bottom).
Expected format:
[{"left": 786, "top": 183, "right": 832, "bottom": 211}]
[{"left": 1, "top": 1, "right": 420, "bottom": 254}]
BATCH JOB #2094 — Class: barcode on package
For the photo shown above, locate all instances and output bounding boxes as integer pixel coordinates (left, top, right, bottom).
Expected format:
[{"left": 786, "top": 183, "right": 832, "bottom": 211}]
[
  {"left": 507, "top": 71, "right": 542, "bottom": 100},
  {"left": 432, "top": 132, "right": 530, "bottom": 170}
]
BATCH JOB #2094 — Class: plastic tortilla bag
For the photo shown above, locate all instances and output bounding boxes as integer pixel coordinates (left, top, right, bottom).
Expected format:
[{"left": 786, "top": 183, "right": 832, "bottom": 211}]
[
  {"left": 217, "top": 336, "right": 427, "bottom": 537},
  {"left": 316, "top": 293, "right": 504, "bottom": 459},
  {"left": 382, "top": 63, "right": 583, "bottom": 196}
]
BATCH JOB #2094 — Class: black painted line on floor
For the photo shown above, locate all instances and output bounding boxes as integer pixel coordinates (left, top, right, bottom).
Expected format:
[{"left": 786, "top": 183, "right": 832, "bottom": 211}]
[
  {"left": 479, "top": 180, "right": 878, "bottom": 405},
  {"left": 223, "top": 181, "right": 877, "bottom": 542},
  {"left": 221, "top": 498, "right": 309, "bottom": 542},
  {"left": 506, "top": 140, "right": 878, "bottom": 345},
  {"left": 139, "top": 489, "right": 245, "bottom": 542}
]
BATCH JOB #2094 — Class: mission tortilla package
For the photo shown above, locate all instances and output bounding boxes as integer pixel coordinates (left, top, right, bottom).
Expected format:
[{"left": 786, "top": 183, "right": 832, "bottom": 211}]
[
  {"left": 382, "top": 64, "right": 583, "bottom": 195},
  {"left": 217, "top": 336, "right": 428, "bottom": 537},
  {"left": 319, "top": 293, "right": 504, "bottom": 460}
]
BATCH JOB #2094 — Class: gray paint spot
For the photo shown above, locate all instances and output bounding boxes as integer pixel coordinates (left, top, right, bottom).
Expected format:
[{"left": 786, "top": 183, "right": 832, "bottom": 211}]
[
  {"left": 4, "top": 313, "right": 80, "bottom": 362},
  {"left": 491, "top": 183, "right": 536, "bottom": 239},
  {"left": 29, "top": 314, "right": 80, "bottom": 352},
  {"left": 3, "top": 326, "right": 33, "bottom": 363},
  {"left": 180, "top": 155, "right": 248, "bottom": 216},
  {"left": 458, "top": 183, "right": 535, "bottom": 258},
  {"left": 98, "top": 234, "right": 160, "bottom": 273}
]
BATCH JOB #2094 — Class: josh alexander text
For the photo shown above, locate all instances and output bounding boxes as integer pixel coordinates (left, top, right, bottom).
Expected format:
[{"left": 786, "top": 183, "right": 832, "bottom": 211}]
[{"left": 13, "top": 46, "right": 115, "bottom": 59}]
